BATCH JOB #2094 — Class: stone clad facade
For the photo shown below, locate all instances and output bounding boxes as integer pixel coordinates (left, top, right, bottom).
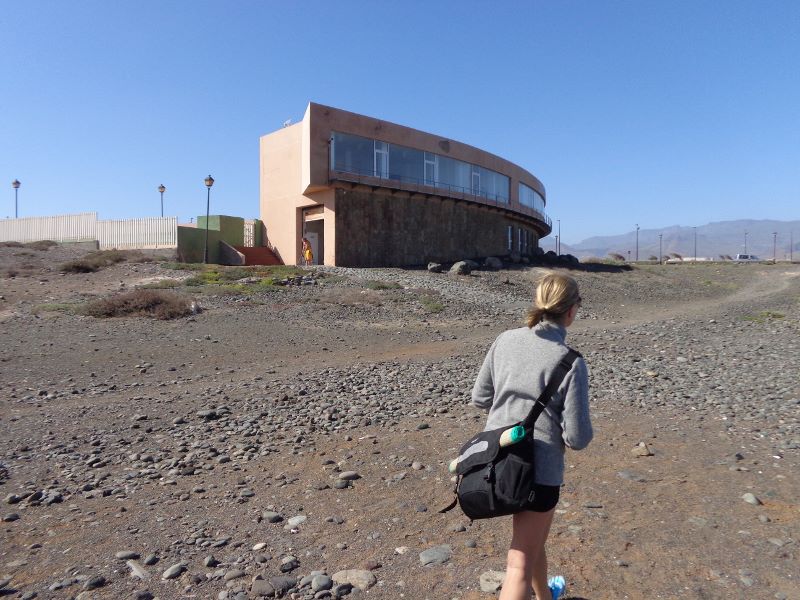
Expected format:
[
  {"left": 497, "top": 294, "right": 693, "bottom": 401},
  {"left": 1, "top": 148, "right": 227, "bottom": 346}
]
[{"left": 260, "top": 103, "right": 551, "bottom": 267}]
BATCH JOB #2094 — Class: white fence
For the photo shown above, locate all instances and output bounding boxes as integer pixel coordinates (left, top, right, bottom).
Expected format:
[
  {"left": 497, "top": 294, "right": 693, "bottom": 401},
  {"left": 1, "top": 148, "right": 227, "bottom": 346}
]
[
  {"left": 97, "top": 217, "right": 177, "bottom": 249},
  {"left": 0, "top": 213, "right": 177, "bottom": 249},
  {"left": 0, "top": 212, "right": 98, "bottom": 243}
]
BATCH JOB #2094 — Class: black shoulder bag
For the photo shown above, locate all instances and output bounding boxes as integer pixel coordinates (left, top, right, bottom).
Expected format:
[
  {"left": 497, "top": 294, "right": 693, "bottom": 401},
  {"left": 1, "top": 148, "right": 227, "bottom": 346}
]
[{"left": 441, "top": 349, "right": 580, "bottom": 520}]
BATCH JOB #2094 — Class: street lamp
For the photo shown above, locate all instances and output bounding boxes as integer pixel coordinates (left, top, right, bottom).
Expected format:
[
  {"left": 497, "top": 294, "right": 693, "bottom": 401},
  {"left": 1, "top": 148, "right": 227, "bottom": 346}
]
[
  {"left": 635, "top": 224, "right": 639, "bottom": 262},
  {"left": 12, "top": 179, "right": 20, "bottom": 219},
  {"left": 158, "top": 184, "right": 166, "bottom": 218},
  {"left": 557, "top": 219, "right": 561, "bottom": 255},
  {"left": 203, "top": 175, "right": 214, "bottom": 264},
  {"left": 693, "top": 226, "right": 697, "bottom": 262},
  {"left": 658, "top": 233, "right": 663, "bottom": 265}
]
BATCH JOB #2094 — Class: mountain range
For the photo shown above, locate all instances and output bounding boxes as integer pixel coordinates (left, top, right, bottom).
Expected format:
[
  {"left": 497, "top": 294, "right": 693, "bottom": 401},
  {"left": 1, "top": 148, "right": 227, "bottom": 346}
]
[{"left": 541, "top": 219, "right": 800, "bottom": 260}]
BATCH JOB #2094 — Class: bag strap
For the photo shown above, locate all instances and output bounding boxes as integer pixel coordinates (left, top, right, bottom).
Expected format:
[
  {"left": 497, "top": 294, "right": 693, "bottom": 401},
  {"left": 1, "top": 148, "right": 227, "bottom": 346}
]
[{"left": 520, "top": 348, "right": 581, "bottom": 431}]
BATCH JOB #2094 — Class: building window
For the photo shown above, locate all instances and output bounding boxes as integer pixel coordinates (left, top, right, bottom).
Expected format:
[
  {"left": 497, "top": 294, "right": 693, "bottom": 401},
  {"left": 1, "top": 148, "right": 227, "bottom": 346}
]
[
  {"left": 374, "top": 141, "right": 389, "bottom": 179},
  {"left": 507, "top": 225, "right": 513, "bottom": 251},
  {"left": 424, "top": 152, "right": 437, "bottom": 186},
  {"left": 519, "top": 182, "right": 545, "bottom": 213},
  {"left": 331, "top": 131, "right": 510, "bottom": 203},
  {"left": 518, "top": 228, "right": 523, "bottom": 252}
]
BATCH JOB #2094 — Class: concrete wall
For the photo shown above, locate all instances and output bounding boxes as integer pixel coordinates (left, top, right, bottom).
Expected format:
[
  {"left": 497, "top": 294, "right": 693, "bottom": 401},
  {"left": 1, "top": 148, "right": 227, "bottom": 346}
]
[
  {"left": 261, "top": 124, "right": 304, "bottom": 265},
  {"left": 334, "top": 188, "right": 538, "bottom": 267},
  {"left": 178, "top": 215, "right": 245, "bottom": 264}
]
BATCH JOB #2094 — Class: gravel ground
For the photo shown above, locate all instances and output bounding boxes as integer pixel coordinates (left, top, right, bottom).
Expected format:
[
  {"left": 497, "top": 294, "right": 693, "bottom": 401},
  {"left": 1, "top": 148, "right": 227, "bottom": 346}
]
[{"left": 0, "top": 244, "right": 798, "bottom": 600}]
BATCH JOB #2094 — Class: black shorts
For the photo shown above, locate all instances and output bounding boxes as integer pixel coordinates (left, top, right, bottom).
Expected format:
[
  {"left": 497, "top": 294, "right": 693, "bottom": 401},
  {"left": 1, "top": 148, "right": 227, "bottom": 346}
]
[{"left": 525, "top": 484, "right": 561, "bottom": 512}]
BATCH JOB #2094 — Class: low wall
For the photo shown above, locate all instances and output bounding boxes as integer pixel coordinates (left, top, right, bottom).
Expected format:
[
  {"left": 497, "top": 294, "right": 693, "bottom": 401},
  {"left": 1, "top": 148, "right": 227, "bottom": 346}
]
[{"left": 177, "top": 226, "right": 222, "bottom": 263}]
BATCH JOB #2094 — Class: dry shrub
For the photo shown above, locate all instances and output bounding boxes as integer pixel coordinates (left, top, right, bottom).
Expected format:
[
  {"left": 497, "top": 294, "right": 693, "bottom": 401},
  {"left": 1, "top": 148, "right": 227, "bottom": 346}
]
[
  {"left": 61, "top": 249, "right": 152, "bottom": 273},
  {"left": 84, "top": 290, "right": 193, "bottom": 319},
  {"left": 0, "top": 241, "right": 23, "bottom": 248},
  {"left": 25, "top": 240, "right": 58, "bottom": 250}
]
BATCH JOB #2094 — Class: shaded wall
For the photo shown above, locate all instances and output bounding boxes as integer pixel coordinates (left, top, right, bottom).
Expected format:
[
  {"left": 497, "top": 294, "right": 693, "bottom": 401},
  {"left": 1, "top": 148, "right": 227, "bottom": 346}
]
[
  {"left": 334, "top": 189, "right": 539, "bottom": 267},
  {"left": 177, "top": 215, "right": 245, "bottom": 264}
]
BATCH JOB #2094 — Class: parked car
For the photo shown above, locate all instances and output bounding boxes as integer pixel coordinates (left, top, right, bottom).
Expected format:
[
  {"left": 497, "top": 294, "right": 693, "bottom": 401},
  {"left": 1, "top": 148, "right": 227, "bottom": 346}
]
[{"left": 734, "top": 254, "right": 760, "bottom": 262}]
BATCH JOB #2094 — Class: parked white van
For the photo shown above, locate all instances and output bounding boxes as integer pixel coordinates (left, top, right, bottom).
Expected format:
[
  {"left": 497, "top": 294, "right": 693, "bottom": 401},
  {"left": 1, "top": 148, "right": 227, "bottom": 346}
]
[{"left": 734, "top": 254, "right": 760, "bottom": 262}]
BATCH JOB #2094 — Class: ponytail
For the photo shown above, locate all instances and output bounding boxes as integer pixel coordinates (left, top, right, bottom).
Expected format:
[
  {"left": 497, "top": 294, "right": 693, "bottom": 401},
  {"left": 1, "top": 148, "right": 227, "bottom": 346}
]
[{"left": 525, "top": 271, "right": 580, "bottom": 328}]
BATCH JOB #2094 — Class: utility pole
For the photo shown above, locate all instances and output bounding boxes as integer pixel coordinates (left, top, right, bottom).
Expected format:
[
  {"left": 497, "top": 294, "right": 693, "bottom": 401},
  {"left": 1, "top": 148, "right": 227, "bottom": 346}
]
[
  {"left": 744, "top": 230, "right": 748, "bottom": 254},
  {"left": 635, "top": 224, "right": 639, "bottom": 261},
  {"left": 693, "top": 226, "right": 697, "bottom": 262},
  {"left": 659, "top": 233, "right": 663, "bottom": 265},
  {"left": 773, "top": 232, "right": 777, "bottom": 262}
]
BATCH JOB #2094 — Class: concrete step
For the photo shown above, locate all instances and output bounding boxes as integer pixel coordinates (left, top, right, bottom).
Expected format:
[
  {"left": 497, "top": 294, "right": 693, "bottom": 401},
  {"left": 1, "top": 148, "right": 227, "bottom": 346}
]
[{"left": 234, "top": 246, "right": 283, "bottom": 266}]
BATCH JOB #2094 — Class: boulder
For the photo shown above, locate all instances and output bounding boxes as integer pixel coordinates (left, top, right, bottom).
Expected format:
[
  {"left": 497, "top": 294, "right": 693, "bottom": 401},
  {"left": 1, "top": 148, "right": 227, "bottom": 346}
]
[
  {"left": 449, "top": 261, "right": 472, "bottom": 275},
  {"left": 427, "top": 262, "right": 443, "bottom": 273},
  {"left": 484, "top": 256, "right": 503, "bottom": 270}
]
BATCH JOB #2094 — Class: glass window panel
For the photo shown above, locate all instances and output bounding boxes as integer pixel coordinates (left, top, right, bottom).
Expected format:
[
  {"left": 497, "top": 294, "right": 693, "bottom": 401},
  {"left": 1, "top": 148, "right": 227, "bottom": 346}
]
[
  {"left": 332, "top": 132, "right": 373, "bottom": 176},
  {"left": 389, "top": 144, "right": 424, "bottom": 182}
]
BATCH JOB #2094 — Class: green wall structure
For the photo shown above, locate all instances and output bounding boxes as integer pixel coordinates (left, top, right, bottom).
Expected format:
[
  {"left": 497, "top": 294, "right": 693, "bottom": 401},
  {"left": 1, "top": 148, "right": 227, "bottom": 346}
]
[{"left": 178, "top": 215, "right": 246, "bottom": 264}]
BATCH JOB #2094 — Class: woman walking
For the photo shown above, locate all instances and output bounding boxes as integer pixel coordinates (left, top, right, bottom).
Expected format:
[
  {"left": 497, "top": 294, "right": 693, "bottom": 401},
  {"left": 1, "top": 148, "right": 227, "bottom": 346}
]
[{"left": 471, "top": 272, "right": 593, "bottom": 600}]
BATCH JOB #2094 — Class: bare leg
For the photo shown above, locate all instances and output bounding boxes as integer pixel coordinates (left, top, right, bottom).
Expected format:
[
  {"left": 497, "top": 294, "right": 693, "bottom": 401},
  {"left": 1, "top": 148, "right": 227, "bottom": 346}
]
[
  {"left": 531, "top": 545, "right": 550, "bottom": 600},
  {"left": 498, "top": 509, "right": 556, "bottom": 600}
]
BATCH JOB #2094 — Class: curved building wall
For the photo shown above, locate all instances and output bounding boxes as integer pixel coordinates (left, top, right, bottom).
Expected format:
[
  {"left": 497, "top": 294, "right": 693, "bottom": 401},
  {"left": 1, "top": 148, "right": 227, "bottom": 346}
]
[{"left": 260, "top": 103, "right": 550, "bottom": 267}]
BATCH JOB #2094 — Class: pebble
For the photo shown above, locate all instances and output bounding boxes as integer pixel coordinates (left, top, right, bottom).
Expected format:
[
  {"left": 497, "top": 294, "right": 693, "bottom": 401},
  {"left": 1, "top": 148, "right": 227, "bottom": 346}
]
[
  {"left": 479, "top": 570, "right": 505, "bottom": 592},
  {"left": 82, "top": 575, "right": 106, "bottom": 590},
  {"left": 419, "top": 544, "right": 452, "bottom": 566},
  {"left": 126, "top": 560, "right": 150, "bottom": 580},
  {"left": 742, "top": 493, "right": 762, "bottom": 506},
  {"left": 162, "top": 563, "right": 186, "bottom": 579},
  {"left": 332, "top": 569, "right": 377, "bottom": 591}
]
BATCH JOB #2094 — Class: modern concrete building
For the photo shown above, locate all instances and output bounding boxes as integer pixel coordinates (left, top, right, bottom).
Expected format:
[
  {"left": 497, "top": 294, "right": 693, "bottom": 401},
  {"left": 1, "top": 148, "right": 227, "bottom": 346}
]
[{"left": 260, "top": 103, "right": 551, "bottom": 267}]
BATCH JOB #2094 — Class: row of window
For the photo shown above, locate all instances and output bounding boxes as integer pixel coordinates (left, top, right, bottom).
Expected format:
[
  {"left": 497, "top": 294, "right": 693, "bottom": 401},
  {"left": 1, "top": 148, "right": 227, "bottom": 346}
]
[
  {"left": 331, "top": 131, "right": 511, "bottom": 204},
  {"left": 519, "top": 182, "right": 546, "bottom": 215},
  {"left": 507, "top": 225, "right": 534, "bottom": 253}
]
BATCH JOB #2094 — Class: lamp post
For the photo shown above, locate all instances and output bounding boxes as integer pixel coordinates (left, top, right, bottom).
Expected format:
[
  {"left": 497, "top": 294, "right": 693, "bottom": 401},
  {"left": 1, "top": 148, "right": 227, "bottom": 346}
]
[
  {"left": 693, "top": 226, "right": 697, "bottom": 262},
  {"left": 557, "top": 219, "right": 561, "bottom": 255},
  {"left": 12, "top": 179, "right": 20, "bottom": 219},
  {"left": 659, "top": 233, "right": 663, "bottom": 265},
  {"left": 773, "top": 232, "right": 777, "bottom": 262},
  {"left": 158, "top": 184, "right": 166, "bottom": 218},
  {"left": 635, "top": 224, "right": 639, "bottom": 262},
  {"left": 203, "top": 175, "right": 214, "bottom": 264}
]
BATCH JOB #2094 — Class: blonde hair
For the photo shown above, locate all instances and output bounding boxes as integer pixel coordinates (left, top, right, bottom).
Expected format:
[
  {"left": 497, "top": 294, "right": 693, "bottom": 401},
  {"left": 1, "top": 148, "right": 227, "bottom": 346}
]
[{"left": 525, "top": 272, "right": 581, "bottom": 328}]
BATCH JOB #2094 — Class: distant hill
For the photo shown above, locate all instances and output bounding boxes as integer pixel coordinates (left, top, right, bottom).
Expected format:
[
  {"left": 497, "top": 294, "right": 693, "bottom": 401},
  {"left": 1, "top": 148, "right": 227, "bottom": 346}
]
[{"left": 541, "top": 219, "right": 800, "bottom": 260}]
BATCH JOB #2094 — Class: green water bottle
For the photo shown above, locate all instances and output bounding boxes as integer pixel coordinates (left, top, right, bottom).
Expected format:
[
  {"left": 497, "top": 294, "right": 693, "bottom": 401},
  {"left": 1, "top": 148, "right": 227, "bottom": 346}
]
[
  {"left": 499, "top": 425, "right": 526, "bottom": 447},
  {"left": 448, "top": 426, "right": 527, "bottom": 473}
]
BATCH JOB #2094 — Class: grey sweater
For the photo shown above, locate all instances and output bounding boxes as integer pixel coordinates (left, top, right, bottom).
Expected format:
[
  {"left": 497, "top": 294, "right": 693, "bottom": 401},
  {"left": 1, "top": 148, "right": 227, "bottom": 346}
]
[{"left": 471, "top": 321, "right": 593, "bottom": 486}]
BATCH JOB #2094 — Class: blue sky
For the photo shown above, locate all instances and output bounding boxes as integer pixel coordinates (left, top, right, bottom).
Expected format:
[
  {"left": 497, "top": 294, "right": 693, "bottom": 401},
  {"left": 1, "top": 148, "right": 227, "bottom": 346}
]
[{"left": 2, "top": 0, "right": 798, "bottom": 243}]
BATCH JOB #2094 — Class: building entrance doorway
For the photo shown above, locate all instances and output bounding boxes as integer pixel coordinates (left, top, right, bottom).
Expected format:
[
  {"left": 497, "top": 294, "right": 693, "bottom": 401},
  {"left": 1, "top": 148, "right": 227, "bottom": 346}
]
[{"left": 302, "top": 207, "right": 324, "bottom": 265}]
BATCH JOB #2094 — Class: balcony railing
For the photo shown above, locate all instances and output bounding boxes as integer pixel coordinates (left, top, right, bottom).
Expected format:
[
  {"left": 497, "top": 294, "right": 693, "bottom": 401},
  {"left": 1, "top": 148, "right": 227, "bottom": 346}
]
[{"left": 328, "top": 167, "right": 551, "bottom": 230}]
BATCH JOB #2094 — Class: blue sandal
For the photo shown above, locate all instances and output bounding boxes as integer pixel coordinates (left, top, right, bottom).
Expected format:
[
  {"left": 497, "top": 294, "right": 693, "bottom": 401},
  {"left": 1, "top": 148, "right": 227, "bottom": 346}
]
[{"left": 548, "top": 575, "right": 566, "bottom": 600}]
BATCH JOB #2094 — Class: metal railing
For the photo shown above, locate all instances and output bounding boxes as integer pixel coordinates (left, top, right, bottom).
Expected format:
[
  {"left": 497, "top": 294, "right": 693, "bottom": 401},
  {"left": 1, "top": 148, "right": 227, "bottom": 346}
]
[{"left": 328, "top": 166, "right": 551, "bottom": 229}]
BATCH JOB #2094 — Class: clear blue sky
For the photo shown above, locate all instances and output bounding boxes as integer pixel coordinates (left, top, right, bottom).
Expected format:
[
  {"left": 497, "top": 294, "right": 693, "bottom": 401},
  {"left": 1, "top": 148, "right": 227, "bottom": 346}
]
[{"left": 2, "top": 0, "right": 798, "bottom": 243}]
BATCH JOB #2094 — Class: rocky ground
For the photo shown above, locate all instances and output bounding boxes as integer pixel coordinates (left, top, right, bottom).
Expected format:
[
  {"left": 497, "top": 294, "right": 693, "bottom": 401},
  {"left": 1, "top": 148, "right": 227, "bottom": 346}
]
[{"left": 0, "top": 244, "right": 798, "bottom": 600}]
